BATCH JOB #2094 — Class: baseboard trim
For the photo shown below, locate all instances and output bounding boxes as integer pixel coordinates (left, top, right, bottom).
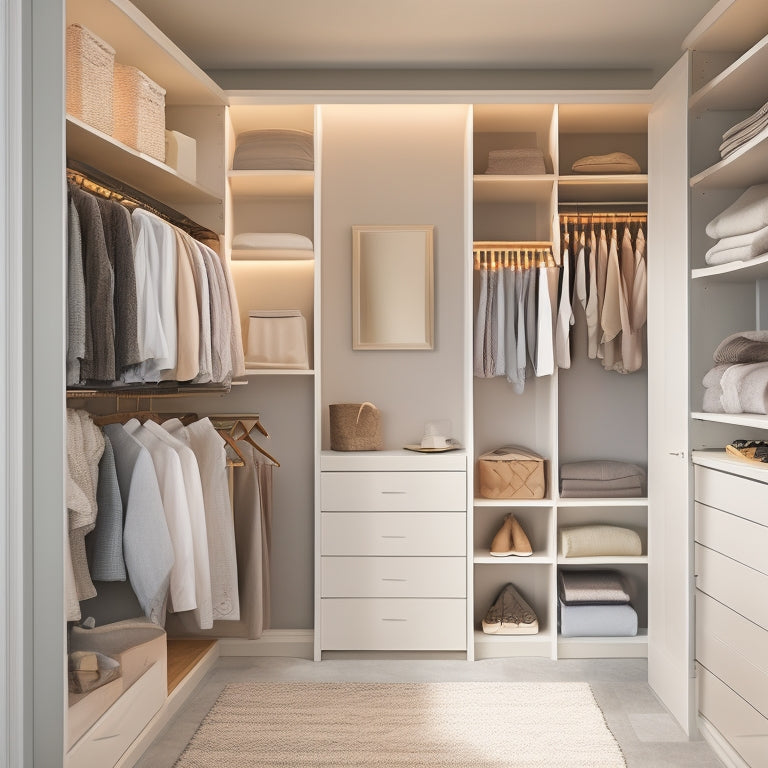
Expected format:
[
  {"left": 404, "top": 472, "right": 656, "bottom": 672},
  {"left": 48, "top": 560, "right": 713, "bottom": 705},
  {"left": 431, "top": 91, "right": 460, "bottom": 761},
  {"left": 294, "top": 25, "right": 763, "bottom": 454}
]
[
  {"left": 218, "top": 629, "right": 315, "bottom": 659},
  {"left": 697, "top": 715, "right": 751, "bottom": 768}
]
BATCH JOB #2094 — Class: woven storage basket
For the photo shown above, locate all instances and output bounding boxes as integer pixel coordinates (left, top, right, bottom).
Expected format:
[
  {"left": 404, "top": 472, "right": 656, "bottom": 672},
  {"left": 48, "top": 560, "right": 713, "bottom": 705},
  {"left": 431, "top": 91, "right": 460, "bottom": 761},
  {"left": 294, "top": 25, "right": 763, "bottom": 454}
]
[
  {"left": 66, "top": 24, "right": 115, "bottom": 135},
  {"left": 478, "top": 446, "right": 546, "bottom": 499},
  {"left": 113, "top": 63, "right": 166, "bottom": 162},
  {"left": 329, "top": 402, "right": 383, "bottom": 451}
]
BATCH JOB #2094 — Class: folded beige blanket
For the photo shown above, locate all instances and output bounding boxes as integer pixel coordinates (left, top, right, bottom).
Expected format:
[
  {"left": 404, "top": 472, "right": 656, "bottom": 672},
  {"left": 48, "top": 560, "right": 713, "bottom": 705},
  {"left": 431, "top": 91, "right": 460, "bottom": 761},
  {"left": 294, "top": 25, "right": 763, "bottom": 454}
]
[
  {"left": 560, "top": 460, "right": 645, "bottom": 482},
  {"left": 485, "top": 148, "right": 546, "bottom": 175},
  {"left": 706, "top": 183, "right": 768, "bottom": 239},
  {"left": 560, "top": 525, "right": 642, "bottom": 558},
  {"left": 571, "top": 152, "right": 640, "bottom": 174}
]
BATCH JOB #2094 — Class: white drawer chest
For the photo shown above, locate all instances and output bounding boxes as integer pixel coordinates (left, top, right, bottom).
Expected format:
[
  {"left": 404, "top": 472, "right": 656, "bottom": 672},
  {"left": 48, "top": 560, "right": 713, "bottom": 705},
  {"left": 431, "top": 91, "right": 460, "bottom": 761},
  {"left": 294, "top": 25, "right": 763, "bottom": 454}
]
[
  {"left": 693, "top": 459, "right": 768, "bottom": 768},
  {"left": 317, "top": 450, "right": 468, "bottom": 657}
]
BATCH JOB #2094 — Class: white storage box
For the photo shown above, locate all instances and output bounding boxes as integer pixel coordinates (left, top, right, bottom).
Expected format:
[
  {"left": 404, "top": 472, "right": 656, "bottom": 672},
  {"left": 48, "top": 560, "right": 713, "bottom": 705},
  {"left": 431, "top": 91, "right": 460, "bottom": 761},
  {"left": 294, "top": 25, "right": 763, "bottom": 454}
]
[
  {"left": 245, "top": 309, "right": 309, "bottom": 369},
  {"left": 113, "top": 63, "right": 166, "bottom": 161},
  {"left": 165, "top": 129, "right": 197, "bottom": 179},
  {"left": 66, "top": 24, "right": 115, "bottom": 135}
]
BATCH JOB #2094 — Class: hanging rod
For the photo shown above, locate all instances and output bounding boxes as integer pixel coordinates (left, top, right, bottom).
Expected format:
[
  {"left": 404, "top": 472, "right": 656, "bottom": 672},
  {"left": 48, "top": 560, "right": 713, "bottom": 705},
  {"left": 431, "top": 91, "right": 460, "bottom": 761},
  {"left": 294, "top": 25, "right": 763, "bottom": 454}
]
[
  {"left": 66, "top": 159, "right": 218, "bottom": 241},
  {"left": 473, "top": 240, "right": 553, "bottom": 250}
]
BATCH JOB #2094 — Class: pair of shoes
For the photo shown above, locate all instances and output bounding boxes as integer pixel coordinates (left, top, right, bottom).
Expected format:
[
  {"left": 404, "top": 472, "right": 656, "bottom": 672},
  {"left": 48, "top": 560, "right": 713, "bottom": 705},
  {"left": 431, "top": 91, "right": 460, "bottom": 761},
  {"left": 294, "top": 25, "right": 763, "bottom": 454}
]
[
  {"left": 490, "top": 513, "right": 532, "bottom": 557},
  {"left": 481, "top": 583, "right": 539, "bottom": 635}
]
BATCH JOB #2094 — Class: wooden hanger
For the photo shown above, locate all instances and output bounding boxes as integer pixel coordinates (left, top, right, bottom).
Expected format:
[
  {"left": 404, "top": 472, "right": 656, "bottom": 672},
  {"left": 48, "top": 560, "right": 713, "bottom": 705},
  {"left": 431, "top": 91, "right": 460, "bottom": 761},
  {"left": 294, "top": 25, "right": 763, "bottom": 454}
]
[{"left": 232, "top": 420, "right": 280, "bottom": 467}]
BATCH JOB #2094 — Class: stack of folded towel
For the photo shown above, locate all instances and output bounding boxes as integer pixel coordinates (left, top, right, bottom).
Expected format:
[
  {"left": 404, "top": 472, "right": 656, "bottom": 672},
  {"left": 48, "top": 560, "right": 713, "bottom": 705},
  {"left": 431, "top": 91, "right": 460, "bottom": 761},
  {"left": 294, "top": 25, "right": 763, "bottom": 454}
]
[
  {"left": 558, "top": 569, "right": 638, "bottom": 637},
  {"left": 230, "top": 232, "right": 314, "bottom": 261},
  {"left": 571, "top": 151, "right": 641, "bottom": 174},
  {"left": 704, "top": 183, "right": 768, "bottom": 266},
  {"left": 485, "top": 147, "right": 546, "bottom": 175},
  {"left": 719, "top": 101, "right": 768, "bottom": 160},
  {"left": 560, "top": 460, "right": 645, "bottom": 498},
  {"left": 559, "top": 524, "right": 643, "bottom": 558},
  {"left": 702, "top": 330, "right": 768, "bottom": 414}
]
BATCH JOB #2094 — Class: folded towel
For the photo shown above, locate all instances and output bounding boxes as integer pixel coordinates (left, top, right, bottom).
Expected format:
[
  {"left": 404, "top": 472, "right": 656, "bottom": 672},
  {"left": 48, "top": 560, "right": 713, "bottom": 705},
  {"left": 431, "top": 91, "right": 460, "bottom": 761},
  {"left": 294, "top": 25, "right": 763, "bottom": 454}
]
[
  {"left": 705, "top": 224, "right": 768, "bottom": 265},
  {"left": 561, "top": 476, "right": 643, "bottom": 491},
  {"left": 560, "top": 460, "right": 645, "bottom": 482},
  {"left": 719, "top": 101, "right": 768, "bottom": 157},
  {"left": 560, "top": 525, "right": 642, "bottom": 558},
  {"left": 713, "top": 330, "right": 768, "bottom": 364},
  {"left": 702, "top": 385, "right": 725, "bottom": 413},
  {"left": 703, "top": 363, "right": 729, "bottom": 388},
  {"left": 722, "top": 100, "right": 768, "bottom": 143},
  {"left": 558, "top": 569, "right": 631, "bottom": 604},
  {"left": 560, "top": 486, "right": 642, "bottom": 498},
  {"left": 720, "top": 361, "right": 768, "bottom": 414},
  {"left": 485, "top": 148, "right": 546, "bottom": 175},
  {"left": 571, "top": 152, "right": 641, "bottom": 174},
  {"left": 706, "top": 184, "right": 768, "bottom": 239},
  {"left": 232, "top": 129, "right": 313, "bottom": 171},
  {"left": 559, "top": 599, "right": 638, "bottom": 637},
  {"left": 230, "top": 232, "right": 314, "bottom": 260}
]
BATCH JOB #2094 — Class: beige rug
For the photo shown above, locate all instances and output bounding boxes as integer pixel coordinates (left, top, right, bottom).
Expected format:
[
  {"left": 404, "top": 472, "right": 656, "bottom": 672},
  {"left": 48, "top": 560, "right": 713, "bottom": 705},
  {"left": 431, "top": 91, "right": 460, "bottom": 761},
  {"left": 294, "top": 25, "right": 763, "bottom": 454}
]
[{"left": 174, "top": 681, "right": 626, "bottom": 767}]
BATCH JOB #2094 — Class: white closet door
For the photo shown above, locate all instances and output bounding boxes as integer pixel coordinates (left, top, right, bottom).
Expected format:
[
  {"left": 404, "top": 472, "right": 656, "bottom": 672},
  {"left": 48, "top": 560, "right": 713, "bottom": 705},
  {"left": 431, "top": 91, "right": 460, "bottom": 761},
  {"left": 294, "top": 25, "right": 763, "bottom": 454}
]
[{"left": 647, "top": 52, "right": 694, "bottom": 735}]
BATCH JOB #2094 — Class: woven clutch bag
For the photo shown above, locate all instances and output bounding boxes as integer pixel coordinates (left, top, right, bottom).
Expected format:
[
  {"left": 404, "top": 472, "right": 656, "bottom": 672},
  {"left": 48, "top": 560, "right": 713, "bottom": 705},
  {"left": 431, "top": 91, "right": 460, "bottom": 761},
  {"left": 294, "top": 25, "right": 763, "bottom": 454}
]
[{"left": 478, "top": 445, "right": 546, "bottom": 499}]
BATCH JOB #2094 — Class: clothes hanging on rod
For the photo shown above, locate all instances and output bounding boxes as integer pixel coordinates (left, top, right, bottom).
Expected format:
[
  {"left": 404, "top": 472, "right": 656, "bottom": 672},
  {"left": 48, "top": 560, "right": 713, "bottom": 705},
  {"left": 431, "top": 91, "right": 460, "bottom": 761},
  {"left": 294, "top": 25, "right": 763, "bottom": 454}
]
[
  {"left": 66, "top": 169, "right": 246, "bottom": 389},
  {"left": 66, "top": 408, "right": 248, "bottom": 633}
]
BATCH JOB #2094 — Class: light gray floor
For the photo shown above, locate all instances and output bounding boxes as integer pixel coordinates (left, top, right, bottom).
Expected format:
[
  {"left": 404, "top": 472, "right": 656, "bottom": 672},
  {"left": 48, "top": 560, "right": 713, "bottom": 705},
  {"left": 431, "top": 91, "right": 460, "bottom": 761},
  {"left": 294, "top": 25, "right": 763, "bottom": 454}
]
[{"left": 135, "top": 657, "right": 725, "bottom": 768}]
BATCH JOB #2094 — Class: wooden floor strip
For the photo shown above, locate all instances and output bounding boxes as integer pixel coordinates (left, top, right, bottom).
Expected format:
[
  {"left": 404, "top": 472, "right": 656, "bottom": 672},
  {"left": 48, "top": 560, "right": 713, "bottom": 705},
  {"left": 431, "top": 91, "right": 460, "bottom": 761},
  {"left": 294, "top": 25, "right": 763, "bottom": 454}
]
[{"left": 167, "top": 637, "right": 218, "bottom": 694}]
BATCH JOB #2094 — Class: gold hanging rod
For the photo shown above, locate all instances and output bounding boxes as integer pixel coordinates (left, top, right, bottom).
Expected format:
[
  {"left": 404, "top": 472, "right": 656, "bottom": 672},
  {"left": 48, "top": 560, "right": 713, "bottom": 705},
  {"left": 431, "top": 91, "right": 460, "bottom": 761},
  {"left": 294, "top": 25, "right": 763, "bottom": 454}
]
[
  {"left": 473, "top": 240, "right": 553, "bottom": 250},
  {"left": 66, "top": 160, "right": 218, "bottom": 241}
]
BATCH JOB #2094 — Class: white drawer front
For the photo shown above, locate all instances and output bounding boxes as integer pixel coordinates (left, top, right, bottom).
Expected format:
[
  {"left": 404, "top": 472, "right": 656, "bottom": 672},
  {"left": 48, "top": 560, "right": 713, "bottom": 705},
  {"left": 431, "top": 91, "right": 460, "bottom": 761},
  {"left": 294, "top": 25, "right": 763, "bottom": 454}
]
[
  {"left": 66, "top": 660, "right": 165, "bottom": 768},
  {"left": 695, "top": 502, "right": 768, "bottom": 575},
  {"left": 322, "top": 556, "right": 466, "bottom": 598},
  {"left": 695, "top": 543, "right": 768, "bottom": 631},
  {"left": 322, "top": 512, "right": 466, "bottom": 556},
  {"left": 321, "top": 598, "right": 466, "bottom": 650},
  {"left": 696, "top": 590, "right": 768, "bottom": 720},
  {"left": 695, "top": 466, "right": 768, "bottom": 528},
  {"left": 321, "top": 471, "right": 466, "bottom": 512},
  {"left": 697, "top": 664, "right": 768, "bottom": 768}
]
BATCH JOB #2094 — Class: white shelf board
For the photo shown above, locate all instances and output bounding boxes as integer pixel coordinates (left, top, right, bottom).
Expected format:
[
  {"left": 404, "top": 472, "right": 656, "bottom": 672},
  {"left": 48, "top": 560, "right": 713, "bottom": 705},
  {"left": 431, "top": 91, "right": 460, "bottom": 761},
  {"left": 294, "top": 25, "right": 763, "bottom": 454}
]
[
  {"left": 691, "top": 410, "right": 768, "bottom": 429},
  {"left": 557, "top": 497, "right": 648, "bottom": 507},
  {"left": 557, "top": 629, "right": 648, "bottom": 659},
  {"left": 474, "top": 497, "right": 553, "bottom": 508},
  {"left": 474, "top": 550, "right": 553, "bottom": 565},
  {"left": 690, "top": 128, "right": 768, "bottom": 189},
  {"left": 472, "top": 175, "right": 554, "bottom": 203},
  {"left": 557, "top": 555, "right": 649, "bottom": 565},
  {"left": 683, "top": 0, "right": 768, "bottom": 53},
  {"left": 692, "top": 252, "right": 768, "bottom": 282},
  {"left": 692, "top": 449, "right": 768, "bottom": 482},
  {"left": 67, "top": 116, "right": 222, "bottom": 206},
  {"left": 689, "top": 33, "right": 768, "bottom": 112},
  {"left": 472, "top": 103, "right": 555, "bottom": 133},
  {"left": 66, "top": 0, "right": 225, "bottom": 106},
  {"left": 473, "top": 630, "right": 554, "bottom": 659},
  {"left": 228, "top": 170, "right": 314, "bottom": 198},
  {"left": 242, "top": 368, "right": 315, "bottom": 376},
  {"left": 557, "top": 175, "right": 648, "bottom": 203}
]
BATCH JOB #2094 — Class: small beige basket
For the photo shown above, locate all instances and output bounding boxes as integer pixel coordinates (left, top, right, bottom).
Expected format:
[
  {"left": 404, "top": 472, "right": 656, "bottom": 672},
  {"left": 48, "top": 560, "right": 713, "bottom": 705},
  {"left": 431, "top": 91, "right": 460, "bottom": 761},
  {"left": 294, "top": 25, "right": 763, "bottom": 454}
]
[
  {"left": 113, "top": 63, "right": 166, "bottom": 162},
  {"left": 66, "top": 24, "right": 115, "bottom": 135},
  {"left": 329, "top": 402, "right": 383, "bottom": 451}
]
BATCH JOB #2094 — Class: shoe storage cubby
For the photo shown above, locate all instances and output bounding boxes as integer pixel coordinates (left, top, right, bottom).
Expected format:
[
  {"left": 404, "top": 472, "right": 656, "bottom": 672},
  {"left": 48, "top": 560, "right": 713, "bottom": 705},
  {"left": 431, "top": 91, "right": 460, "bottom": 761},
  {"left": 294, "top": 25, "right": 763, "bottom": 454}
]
[{"left": 471, "top": 99, "right": 650, "bottom": 661}]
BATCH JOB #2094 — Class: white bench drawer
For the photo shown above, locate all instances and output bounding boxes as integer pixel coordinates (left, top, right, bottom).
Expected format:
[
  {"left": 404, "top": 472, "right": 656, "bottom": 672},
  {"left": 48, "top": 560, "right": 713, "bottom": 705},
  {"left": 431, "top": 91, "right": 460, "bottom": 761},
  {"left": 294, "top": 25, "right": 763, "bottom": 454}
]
[
  {"left": 320, "top": 598, "right": 466, "bottom": 650},
  {"left": 322, "top": 556, "right": 466, "bottom": 598},
  {"left": 322, "top": 512, "right": 465, "bottom": 556},
  {"left": 697, "top": 664, "right": 768, "bottom": 768},
  {"left": 695, "top": 502, "right": 768, "bottom": 575},
  {"left": 694, "top": 466, "right": 768, "bottom": 528},
  {"left": 695, "top": 543, "right": 768, "bottom": 631},
  {"left": 321, "top": 471, "right": 466, "bottom": 511},
  {"left": 696, "top": 590, "right": 768, "bottom": 720}
]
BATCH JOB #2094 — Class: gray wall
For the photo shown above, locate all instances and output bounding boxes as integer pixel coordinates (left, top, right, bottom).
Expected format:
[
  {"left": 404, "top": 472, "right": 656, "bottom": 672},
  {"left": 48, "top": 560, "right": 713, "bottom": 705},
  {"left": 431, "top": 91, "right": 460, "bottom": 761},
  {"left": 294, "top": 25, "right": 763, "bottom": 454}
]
[{"left": 320, "top": 104, "right": 469, "bottom": 449}]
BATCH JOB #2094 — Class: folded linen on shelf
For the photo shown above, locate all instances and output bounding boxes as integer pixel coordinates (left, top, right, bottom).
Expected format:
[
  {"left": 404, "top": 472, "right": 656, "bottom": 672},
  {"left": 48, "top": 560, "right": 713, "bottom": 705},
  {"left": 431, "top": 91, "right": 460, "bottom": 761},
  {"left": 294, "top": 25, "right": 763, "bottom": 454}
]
[
  {"left": 713, "top": 330, "right": 768, "bottom": 364},
  {"left": 704, "top": 223, "right": 768, "bottom": 265},
  {"left": 559, "top": 525, "right": 642, "bottom": 558},
  {"left": 559, "top": 599, "right": 638, "bottom": 637},
  {"left": 485, "top": 148, "right": 546, "bottom": 175},
  {"left": 561, "top": 486, "right": 642, "bottom": 498},
  {"left": 232, "top": 129, "right": 313, "bottom": 170},
  {"left": 571, "top": 151, "right": 641, "bottom": 174},
  {"left": 719, "top": 361, "right": 768, "bottom": 414},
  {"left": 230, "top": 232, "right": 314, "bottom": 260},
  {"left": 702, "top": 363, "right": 728, "bottom": 413},
  {"left": 560, "top": 476, "right": 643, "bottom": 492},
  {"left": 560, "top": 460, "right": 646, "bottom": 482},
  {"left": 558, "top": 569, "right": 631, "bottom": 605},
  {"left": 719, "top": 100, "right": 768, "bottom": 158},
  {"left": 706, "top": 183, "right": 768, "bottom": 239}
]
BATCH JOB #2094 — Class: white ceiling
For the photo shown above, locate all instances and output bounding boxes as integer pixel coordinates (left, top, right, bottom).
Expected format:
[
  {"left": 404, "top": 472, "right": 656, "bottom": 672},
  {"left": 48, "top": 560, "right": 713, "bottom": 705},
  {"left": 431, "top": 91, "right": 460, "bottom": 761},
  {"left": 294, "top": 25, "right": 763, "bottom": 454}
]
[{"left": 131, "top": 0, "right": 718, "bottom": 83}]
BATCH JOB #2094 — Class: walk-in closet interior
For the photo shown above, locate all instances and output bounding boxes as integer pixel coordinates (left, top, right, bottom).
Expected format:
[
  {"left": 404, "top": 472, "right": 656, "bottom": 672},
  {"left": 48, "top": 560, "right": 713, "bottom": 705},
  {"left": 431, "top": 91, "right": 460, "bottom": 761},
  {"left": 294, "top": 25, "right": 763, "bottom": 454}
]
[{"left": 7, "top": 0, "right": 768, "bottom": 766}]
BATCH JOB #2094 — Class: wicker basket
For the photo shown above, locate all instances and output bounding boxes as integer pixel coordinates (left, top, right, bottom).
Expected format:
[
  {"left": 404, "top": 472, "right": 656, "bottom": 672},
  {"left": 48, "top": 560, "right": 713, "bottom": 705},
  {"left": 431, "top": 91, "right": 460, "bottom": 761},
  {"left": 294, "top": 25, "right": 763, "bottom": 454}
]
[
  {"left": 66, "top": 24, "right": 115, "bottom": 135},
  {"left": 113, "top": 63, "right": 166, "bottom": 162},
  {"left": 329, "top": 402, "right": 383, "bottom": 451},
  {"left": 477, "top": 446, "right": 546, "bottom": 499}
]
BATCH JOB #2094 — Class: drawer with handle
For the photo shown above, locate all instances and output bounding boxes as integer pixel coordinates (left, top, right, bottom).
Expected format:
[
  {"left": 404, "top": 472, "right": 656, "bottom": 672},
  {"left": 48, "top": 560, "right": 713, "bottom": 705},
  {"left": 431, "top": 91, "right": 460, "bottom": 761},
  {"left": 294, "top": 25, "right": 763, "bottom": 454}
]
[
  {"left": 321, "top": 471, "right": 466, "bottom": 512},
  {"left": 321, "top": 512, "right": 466, "bottom": 556}
]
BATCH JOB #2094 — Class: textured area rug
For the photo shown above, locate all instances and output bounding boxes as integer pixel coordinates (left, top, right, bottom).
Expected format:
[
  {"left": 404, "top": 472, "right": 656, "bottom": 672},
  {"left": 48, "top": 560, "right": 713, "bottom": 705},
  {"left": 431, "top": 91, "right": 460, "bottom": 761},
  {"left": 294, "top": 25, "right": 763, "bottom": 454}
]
[{"left": 174, "top": 681, "right": 626, "bottom": 767}]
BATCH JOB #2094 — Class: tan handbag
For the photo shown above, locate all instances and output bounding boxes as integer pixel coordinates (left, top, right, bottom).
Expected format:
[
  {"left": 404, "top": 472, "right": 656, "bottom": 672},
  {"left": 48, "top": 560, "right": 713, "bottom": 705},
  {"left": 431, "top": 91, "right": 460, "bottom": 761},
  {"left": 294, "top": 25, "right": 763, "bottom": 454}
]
[
  {"left": 329, "top": 402, "right": 382, "bottom": 451},
  {"left": 478, "top": 446, "right": 546, "bottom": 499}
]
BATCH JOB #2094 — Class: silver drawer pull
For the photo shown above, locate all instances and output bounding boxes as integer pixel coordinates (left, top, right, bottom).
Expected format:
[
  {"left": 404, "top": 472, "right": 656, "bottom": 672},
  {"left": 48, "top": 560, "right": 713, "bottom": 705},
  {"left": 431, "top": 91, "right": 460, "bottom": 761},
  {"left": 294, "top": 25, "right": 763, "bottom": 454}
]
[
  {"left": 381, "top": 578, "right": 407, "bottom": 582},
  {"left": 381, "top": 490, "right": 407, "bottom": 494},
  {"left": 381, "top": 618, "right": 407, "bottom": 622},
  {"left": 381, "top": 535, "right": 406, "bottom": 539}
]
